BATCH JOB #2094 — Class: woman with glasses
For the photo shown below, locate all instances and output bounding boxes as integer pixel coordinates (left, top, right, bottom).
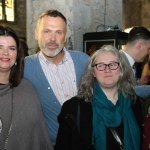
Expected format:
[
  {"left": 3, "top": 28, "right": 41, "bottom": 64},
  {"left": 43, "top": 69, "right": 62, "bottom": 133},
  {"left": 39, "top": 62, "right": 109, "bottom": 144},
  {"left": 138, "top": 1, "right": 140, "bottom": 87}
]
[{"left": 55, "top": 45, "right": 143, "bottom": 150}]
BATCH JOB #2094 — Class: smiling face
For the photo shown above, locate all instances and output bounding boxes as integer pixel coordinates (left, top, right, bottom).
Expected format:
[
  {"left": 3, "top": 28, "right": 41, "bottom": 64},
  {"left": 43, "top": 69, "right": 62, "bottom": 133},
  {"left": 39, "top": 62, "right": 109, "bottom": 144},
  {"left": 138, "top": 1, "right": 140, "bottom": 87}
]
[
  {"left": 35, "top": 16, "right": 67, "bottom": 58},
  {"left": 0, "top": 36, "right": 17, "bottom": 74},
  {"left": 93, "top": 51, "right": 121, "bottom": 89}
]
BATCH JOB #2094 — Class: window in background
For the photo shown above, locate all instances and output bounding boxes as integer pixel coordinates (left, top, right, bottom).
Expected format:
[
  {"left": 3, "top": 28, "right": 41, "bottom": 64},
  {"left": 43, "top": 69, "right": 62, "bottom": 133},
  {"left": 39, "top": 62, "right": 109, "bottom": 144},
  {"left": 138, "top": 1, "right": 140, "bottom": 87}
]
[{"left": 0, "top": 0, "right": 15, "bottom": 22}]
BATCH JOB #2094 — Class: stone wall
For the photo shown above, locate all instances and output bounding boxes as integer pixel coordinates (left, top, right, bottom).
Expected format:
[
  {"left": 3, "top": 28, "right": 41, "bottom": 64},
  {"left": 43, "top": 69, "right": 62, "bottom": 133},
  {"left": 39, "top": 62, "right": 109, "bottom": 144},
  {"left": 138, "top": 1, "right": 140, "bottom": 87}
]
[
  {"left": 26, "top": 0, "right": 122, "bottom": 54},
  {"left": 1, "top": 0, "right": 150, "bottom": 54},
  {"left": 0, "top": 0, "right": 26, "bottom": 39}
]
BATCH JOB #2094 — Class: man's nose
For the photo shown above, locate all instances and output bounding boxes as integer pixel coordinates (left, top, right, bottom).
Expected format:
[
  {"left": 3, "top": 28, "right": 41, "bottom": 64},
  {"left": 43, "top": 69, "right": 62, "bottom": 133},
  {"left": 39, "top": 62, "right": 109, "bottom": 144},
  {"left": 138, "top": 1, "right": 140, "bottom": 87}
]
[{"left": 49, "top": 32, "right": 56, "bottom": 41}]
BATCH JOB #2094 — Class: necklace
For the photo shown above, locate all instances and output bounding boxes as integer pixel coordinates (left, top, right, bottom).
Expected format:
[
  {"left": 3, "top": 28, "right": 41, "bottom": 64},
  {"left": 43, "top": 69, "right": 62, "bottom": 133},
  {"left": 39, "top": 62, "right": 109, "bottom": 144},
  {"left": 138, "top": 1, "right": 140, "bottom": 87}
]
[{"left": 0, "top": 87, "right": 14, "bottom": 150}]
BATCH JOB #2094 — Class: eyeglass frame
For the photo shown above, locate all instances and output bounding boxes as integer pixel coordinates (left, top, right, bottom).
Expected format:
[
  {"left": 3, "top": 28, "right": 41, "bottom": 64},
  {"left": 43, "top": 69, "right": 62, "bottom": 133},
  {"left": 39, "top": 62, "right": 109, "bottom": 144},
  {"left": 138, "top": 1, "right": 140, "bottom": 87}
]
[{"left": 92, "top": 61, "right": 120, "bottom": 71}]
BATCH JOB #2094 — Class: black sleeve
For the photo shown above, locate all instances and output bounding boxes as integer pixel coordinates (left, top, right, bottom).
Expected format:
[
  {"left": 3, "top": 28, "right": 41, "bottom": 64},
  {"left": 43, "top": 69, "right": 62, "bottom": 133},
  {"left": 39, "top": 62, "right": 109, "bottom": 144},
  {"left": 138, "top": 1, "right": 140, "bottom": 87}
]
[
  {"left": 55, "top": 98, "right": 79, "bottom": 150},
  {"left": 132, "top": 96, "right": 144, "bottom": 149},
  {"left": 132, "top": 96, "right": 144, "bottom": 128},
  {"left": 55, "top": 97, "right": 93, "bottom": 150}
]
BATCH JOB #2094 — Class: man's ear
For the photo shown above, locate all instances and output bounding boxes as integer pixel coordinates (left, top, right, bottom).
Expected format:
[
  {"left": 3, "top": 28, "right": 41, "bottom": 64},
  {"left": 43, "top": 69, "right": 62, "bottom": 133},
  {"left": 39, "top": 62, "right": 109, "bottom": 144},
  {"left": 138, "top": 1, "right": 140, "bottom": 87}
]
[{"left": 136, "top": 40, "right": 143, "bottom": 50}]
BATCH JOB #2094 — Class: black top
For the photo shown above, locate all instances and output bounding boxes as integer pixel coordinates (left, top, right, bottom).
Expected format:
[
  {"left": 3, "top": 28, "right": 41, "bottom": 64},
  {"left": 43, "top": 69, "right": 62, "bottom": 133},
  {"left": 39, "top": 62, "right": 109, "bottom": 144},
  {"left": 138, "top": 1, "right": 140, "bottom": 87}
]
[{"left": 55, "top": 97, "right": 143, "bottom": 150}]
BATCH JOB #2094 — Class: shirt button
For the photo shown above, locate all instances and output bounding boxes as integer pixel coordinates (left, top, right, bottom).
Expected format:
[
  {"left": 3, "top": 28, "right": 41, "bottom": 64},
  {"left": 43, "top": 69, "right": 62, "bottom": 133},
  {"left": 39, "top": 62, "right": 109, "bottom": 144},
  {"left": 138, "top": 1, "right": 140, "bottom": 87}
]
[{"left": 48, "top": 87, "right": 50, "bottom": 89}]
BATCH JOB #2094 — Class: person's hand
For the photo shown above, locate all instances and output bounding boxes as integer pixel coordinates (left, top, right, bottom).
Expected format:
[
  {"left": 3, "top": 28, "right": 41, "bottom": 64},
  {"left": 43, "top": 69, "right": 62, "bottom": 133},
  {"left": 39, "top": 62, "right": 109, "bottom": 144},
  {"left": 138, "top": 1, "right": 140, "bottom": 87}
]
[{"left": 139, "top": 75, "right": 150, "bottom": 85}]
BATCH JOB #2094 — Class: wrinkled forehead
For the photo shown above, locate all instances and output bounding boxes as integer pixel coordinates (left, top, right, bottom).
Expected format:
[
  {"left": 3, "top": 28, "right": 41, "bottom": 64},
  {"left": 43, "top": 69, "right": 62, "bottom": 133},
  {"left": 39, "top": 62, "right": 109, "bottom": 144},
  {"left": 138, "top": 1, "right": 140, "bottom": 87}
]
[
  {"left": 36, "top": 16, "right": 67, "bottom": 31},
  {"left": 0, "top": 35, "right": 17, "bottom": 45}
]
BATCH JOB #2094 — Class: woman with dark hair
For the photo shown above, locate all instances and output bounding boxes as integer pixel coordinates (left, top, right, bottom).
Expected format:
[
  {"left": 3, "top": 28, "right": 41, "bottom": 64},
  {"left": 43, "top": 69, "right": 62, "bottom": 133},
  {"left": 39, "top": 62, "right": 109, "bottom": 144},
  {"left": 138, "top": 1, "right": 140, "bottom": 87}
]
[
  {"left": 55, "top": 45, "right": 143, "bottom": 150},
  {"left": 0, "top": 26, "right": 53, "bottom": 150}
]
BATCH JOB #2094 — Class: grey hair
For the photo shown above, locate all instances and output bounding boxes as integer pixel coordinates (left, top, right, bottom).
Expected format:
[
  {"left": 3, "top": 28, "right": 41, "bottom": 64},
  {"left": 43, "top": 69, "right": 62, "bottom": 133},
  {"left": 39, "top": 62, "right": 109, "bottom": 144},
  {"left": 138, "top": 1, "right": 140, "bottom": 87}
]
[
  {"left": 77, "top": 45, "right": 136, "bottom": 101},
  {"left": 36, "top": 9, "right": 67, "bottom": 31}
]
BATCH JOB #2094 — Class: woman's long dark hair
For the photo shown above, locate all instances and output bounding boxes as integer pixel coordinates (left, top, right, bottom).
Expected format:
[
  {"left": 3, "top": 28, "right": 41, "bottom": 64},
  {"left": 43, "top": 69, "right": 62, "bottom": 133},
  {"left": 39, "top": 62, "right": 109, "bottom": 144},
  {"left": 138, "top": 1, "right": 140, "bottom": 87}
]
[{"left": 0, "top": 25, "right": 24, "bottom": 87}]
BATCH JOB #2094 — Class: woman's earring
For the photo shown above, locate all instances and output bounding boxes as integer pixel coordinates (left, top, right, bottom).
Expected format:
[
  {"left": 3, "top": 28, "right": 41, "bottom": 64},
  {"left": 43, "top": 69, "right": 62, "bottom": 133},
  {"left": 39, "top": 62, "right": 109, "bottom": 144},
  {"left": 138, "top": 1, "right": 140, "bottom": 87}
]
[{"left": 15, "top": 62, "right": 17, "bottom": 66}]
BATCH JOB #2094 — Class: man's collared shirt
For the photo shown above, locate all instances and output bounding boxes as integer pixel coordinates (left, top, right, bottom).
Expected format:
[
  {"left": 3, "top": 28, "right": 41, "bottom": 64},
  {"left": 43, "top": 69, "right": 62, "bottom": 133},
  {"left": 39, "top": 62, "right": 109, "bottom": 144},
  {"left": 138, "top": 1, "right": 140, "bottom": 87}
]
[
  {"left": 39, "top": 48, "right": 77, "bottom": 105},
  {"left": 122, "top": 51, "right": 135, "bottom": 67},
  {"left": 122, "top": 51, "right": 136, "bottom": 75}
]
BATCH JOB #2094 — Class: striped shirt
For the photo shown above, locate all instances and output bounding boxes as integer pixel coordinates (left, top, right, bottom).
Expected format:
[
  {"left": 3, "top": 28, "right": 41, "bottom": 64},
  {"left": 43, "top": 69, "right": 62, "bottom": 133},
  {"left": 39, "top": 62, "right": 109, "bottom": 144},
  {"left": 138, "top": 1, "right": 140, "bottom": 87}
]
[{"left": 39, "top": 48, "right": 77, "bottom": 105}]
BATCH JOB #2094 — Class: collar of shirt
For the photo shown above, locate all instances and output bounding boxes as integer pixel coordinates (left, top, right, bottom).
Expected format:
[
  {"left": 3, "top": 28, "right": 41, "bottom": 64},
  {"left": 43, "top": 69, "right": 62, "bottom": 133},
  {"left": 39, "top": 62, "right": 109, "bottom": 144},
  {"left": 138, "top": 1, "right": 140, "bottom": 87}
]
[
  {"left": 39, "top": 47, "right": 68, "bottom": 65},
  {"left": 122, "top": 51, "right": 135, "bottom": 67}
]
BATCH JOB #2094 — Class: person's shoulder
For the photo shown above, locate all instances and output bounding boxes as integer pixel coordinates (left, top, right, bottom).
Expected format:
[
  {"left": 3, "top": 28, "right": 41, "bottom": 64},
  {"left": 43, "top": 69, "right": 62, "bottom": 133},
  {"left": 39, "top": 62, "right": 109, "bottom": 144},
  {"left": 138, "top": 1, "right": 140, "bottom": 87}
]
[
  {"left": 25, "top": 53, "right": 39, "bottom": 61},
  {"left": 62, "top": 97, "right": 89, "bottom": 110},
  {"left": 17, "top": 79, "right": 39, "bottom": 100},
  {"left": 134, "top": 85, "right": 150, "bottom": 99},
  {"left": 19, "top": 79, "right": 34, "bottom": 89},
  {"left": 24, "top": 53, "right": 39, "bottom": 69},
  {"left": 63, "top": 96, "right": 81, "bottom": 104},
  {"left": 68, "top": 50, "right": 88, "bottom": 56},
  {"left": 62, "top": 97, "right": 83, "bottom": 108},
  {"left": 68, "top": 50, "right": 89, "bottom": 58},
  {"left": 15, "top": 79, "right": 42, "bottom": 110}
]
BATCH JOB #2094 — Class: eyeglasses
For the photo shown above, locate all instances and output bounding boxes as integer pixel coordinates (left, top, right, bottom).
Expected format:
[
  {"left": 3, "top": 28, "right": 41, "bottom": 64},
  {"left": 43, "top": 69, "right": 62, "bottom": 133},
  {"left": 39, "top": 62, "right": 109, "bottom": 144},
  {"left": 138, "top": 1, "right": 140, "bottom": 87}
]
[{"left": 93, "top": 62, "right": 120, "bottom": 71}]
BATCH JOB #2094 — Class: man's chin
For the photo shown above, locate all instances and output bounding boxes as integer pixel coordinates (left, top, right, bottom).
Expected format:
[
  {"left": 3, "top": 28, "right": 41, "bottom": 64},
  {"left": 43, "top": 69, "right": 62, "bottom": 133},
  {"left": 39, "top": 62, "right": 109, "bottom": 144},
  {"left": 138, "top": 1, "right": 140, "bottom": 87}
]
[
  {"left": 43, "top": 52, "right": 57, "bottom": 57},
  {"left": 42, "top": 50, "right": 60, "bottom": 58},
  {"left": 47, "top": 47, "right": 58, "bottom": 50},
  {"left": 41, "top": 46, "right": 64, "bottom": 57}
]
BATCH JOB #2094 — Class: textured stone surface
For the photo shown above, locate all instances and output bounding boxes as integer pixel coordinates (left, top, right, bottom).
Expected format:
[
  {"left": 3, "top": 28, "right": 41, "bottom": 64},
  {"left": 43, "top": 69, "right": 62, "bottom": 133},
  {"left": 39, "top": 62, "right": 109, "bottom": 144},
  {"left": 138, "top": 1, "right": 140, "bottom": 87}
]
[
  {"left": 1, "top": 0, "right": 150, "bottom": 55},
  {"left": 26, "top": 0, "right": 122, "bottom": 54}
]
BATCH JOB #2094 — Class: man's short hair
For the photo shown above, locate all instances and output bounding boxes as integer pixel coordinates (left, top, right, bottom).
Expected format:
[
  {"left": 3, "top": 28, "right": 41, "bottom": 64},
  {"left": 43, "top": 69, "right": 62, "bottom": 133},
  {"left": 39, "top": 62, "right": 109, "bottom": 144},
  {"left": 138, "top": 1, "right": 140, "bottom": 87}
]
[
  {"left": 39, "top": 9, "right": 67, "bottom": 24},
  {"left": 127, "top": 26, "right": 150, "bottom": 43}
]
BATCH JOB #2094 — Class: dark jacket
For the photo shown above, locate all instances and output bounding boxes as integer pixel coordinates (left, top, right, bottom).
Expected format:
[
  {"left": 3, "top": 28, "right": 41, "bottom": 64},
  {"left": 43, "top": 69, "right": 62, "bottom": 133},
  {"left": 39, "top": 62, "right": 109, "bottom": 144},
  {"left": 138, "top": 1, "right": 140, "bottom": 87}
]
[
  {"left": 0, "top": 79, "right": 53, "bottom": 150},
  {"left": 55, "top": 97, "right": 143, "bottom": 150}
]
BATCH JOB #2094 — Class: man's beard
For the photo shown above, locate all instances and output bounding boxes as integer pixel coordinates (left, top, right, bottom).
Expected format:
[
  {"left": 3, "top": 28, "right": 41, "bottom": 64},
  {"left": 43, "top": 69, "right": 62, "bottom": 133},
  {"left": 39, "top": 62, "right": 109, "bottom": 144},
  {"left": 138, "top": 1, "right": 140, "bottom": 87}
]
[
  {"left": 42, "top": 46, "right": 64, "bottom": 57},
  {"left": 41, "top": 41, "right": 64, "bottom": 57}
]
